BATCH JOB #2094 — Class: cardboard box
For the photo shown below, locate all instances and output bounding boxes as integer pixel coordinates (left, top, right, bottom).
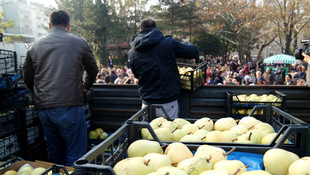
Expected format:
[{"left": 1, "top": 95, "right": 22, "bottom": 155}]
[{"left": 0, "top": 160, "right": 74, "bottom": 174}]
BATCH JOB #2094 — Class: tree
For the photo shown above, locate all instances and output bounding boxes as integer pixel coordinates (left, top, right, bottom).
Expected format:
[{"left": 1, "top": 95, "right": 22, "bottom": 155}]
[
  {"left": 192, "top": 30, "right": 222, "bottom": 57},
  {"left": 0, "top": 12, "right": 14, "bottom": 42}
]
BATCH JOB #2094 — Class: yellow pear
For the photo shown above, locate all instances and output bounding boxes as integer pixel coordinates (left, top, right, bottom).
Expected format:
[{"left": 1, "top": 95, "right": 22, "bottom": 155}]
[
  {"left": 151, "top": 117, "right": 167, "bottom": 128},
  {"left": 113, "top": 157, "right": 153, "bottom": 175},
  {"left": 144, "top": 153, "right": 172, "bottom": 171},
  {"left": 194, "top": 130, "right": 209, "bottom": 141},
  {"left": 238, "top": 116, "right": 261, "bottom": 129},
  {"left": 172, "top": 129, "right": 187, "bottom": 141},
  {"left": 182, "top": 124, "right": 199, "bottom": 135},
  {"left": 205, "top": 131, "right": 232, "bottom": 143},
  {"left": 177, "top": 156, "right": 212, "bottom": 175},
  {"left": 194, "top": 117, "right": 214, "bottom": 131},
  {"left": 173, "top": 118, "right": 191, "bottom": 129},
  {"left": 246, "top": 130, "right": 267, "bottom": 144},
  {"left": 179, "top": 135, "right": 202, "bottom": 142},
  {"left": 214, "top": 117, "right": 237, "bottom": 131},
  {"left": 194, "top": 145, "right": 235, "bottom": 167},
  {"left": 263, "top": 148, "right": 299, "bottom": 175},
  {"left": 213, "top": 160, "right": 247, "bottom": 175},
  {"left": 230, "top": 125, "right": 248, "bottom": 136},
  {"left": 156, "top": 166, "right": 188, "bottom": 175},
  {"left": 240, "top": 170, "right": 271, "bottom": 175},
  {"left": 254, "top": 123, "right": 275, "bottom": 134},
  {"left": 199, "top": 170, "right": 230, "bottom": 175},
  {"left": 147, "top": 128, "right": 174, "bottom": 141},
  {"left": 235, "top": 132, "right": 259, "bottom": 144},
  {"left": 161, "top": 121, "right": 179, "bottom": 132},
  {"left": 3, "top": 170, "right": 18, "bottom": 175},
  {"left": 127, "top": 139, "right": 163, "bottom": 157},
  {"left": 261, "top": 133, "right": 289, "bottom": 145},
  {"left": 31, "top": 167, "right": 46, "bottom": 175},
  {"left": 288, "top": 157, "right": 310, "bottom": 175},
  {"left": 164, "top": 142, "right": 193, "bottom": 166}
]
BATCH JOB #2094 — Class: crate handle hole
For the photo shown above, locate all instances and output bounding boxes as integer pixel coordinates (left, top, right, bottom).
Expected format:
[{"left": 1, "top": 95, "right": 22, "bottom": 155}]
[{"left": 75, "top": 159, "right": 89, "bottom": 165}]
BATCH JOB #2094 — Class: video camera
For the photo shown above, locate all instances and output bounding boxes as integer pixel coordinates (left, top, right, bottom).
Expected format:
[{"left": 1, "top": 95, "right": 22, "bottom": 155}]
[{"left": 295, "top": 39, "right": 310, "bottom": 60}]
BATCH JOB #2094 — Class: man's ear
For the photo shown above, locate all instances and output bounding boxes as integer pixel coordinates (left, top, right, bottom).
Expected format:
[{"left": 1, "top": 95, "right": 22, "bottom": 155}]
[
  {"left": 49, "top": 23, "right": 52, "bottom": 29},
  {"left": 66, "top": 24, "right": 71, "bottom": 32}
]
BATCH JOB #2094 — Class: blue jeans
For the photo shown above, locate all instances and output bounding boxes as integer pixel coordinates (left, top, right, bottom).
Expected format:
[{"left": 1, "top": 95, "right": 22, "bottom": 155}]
[{"left": 38, "top": 106, "right": 87, "bottom": 166}]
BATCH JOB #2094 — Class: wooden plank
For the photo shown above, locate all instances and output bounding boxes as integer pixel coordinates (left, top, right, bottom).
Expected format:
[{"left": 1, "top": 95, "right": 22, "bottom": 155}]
[
  {"left": 190, "top": 98, "right": 226, "bottom": 107},
  {"left": 93, "top": 97, "right": 142, "bottom": 105}
]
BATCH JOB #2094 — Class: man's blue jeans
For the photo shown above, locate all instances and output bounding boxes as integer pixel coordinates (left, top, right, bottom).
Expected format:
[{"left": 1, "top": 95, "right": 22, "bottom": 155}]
[{"left": 38, "top": 106, "right": 87, "bottom": 166}]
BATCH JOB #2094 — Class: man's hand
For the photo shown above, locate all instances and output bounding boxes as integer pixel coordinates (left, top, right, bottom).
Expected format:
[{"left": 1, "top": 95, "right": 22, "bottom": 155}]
[{"left": 302, "top": 53, "right": 310, "bottom": 63}]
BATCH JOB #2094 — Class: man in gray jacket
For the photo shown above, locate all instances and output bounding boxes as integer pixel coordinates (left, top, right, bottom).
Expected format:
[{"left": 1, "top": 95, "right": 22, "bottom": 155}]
[{"left": 23, "top": 10, "right": 98, "bottom": 166}]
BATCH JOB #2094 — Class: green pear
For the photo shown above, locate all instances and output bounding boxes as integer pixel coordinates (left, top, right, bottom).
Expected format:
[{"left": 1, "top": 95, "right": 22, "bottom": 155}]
[
  {"left": 238, "top": 116, "right": 261, "bottom": 129},
  {"left": 88, "top": 130, "right": 99, "bottom": 139},
  {"left": 194, "top": 117, "right": 214, "bottom": 131},
  {"left": 261, "top": 133, "right": 289, "bottom": 144},
  {"left": 223, "top": 130, "right": 239, "bottom": 141},
  {"left": 31, "top": 167, "right": 46, "bottom": 175},
  {"left": 194, "top": 130, "right": 209, "bottom": 141},
  {"left": 230, "top": 125, "right": 248, "bottom": 136},
  {"left": 235, "top": 132, "right": 259, "bottom": 144},
  {"left": 199, "top": 170, "right": 230, "bottom": 175},
  {"left": 113, "top": 157, "right": 153, "bottom": 175},
  {"left": 156, "top": 166, "right": 188, "bottom": 175},
  {"left": 147, "top": 128, "right": 174, "bottom": 141},
  {"left": 161, "top": 121, "right": 179, "bottom": 132},
  {"left": 254, "top": 122, "right": 275, "bottom": 134},
  {"left": 205, "top": 131, "right": 232, "bottom": 143},
  {"left": 127, "top": 139, "right": 163, "bottom": 157},
  {"left": 18, "top": 165, "right": 34, "bottom": 175},
  {"left": 177, "top": 156, "right": 212, "bottom": 175},
  {"left": 179, "top": 135, "right": 202, "bottom": 142},
  {"left": 99, "top": 132, "right": 108, "bottom": 140},
  {"left": 263, "top": 148, "right": 299, "bottom": 175},
  {"left": 214, "top": 117, "right": 237, "bottom": 131},
  {"left": 144, "top": 153, "right": 172, "bottom": 171},
  {"left": 141, "top": 128, "right": 151, "bottom": 139},
  {"left": 173, "top": 118, "right": 191, "bottom": 129},
  {"left": 95, "top": 128, "right": 104, "bottom": 135},
  {"left": 240, "top": 170, "right": 271, "bottom": 175},
  {"left": 182, "top": 124, "right": 199, "bottom": 135},
  {"left": 288, "top": 157, "right": 310, "bottom": 175},
  {"left": 194, "top": 145, "right": 235, "bottom": 167},
  {"left": 213, "top": 160, "right": 247, "bottom": 175},
  {"left": 172, "top": 129, "right": 187, "bottom": 141},
  {"left": 164, "top": 142, "right": 193, "bottom": 166}
]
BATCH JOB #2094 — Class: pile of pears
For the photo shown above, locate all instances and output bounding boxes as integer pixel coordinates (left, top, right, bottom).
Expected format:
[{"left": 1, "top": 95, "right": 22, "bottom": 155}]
[
  {"left": 113, "top": 139, "right": 310, "bottom": 175},
  {"left": 141, "top": 116, "right": 288, "bottom": 145},
  {"left": 88, "top": 128, "right": 108, "bottom": 140},
  {"left": 178, "top": 66, "right": 203, "bottom": 88},
  {"left": 233, "top": 94, "right": 283, "bottom": 104}
]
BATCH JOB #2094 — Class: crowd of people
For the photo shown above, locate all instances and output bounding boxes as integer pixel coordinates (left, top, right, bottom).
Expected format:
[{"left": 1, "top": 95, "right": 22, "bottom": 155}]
[{"left": 96, "top": 58, "right": 308, "bottom": 86}]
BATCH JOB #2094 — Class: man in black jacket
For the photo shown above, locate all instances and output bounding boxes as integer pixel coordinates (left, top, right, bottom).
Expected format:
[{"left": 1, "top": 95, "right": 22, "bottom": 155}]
[
  {"left": 129, "top": 19, "right": 199, "bottom": 119},
  {"left": 23, "top": 10, "right": 98, "bottom": 166}
]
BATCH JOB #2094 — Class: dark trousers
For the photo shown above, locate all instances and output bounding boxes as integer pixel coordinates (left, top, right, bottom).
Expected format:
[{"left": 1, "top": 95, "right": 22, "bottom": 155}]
[{"left": 38, "top": 106, "right": 87, "bottom": 166}]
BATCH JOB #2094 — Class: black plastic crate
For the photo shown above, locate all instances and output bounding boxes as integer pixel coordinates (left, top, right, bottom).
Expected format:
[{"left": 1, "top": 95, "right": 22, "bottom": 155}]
[
  {"left": 0, "top": 90, "right": 30, "bottom": 109},
  {"left": 128, "top": 104, "right": 310, "bottom": 155},
  {"left": 0, "top": 133, "right": 21, "bottom": 160},
  {"left": 226, "top": 91, "right": 287, "bottom": 117},
  {"left": 24, "top": 106, "right": 38, "bottom": 126},
  {"left": 23, "top": 142, "right": 48, "bottom": 161},
  {"left": 0, "top": 73, "right": 22, "bottom": 90},
  {"left": 27, "top": 126, "right": 41, "bottom": 146},
  {"left": 178, "top": 62, "right": 206, "bottom": 91},
  {"left": 0, "top": 49, "right": 17, "bottom": 75},
  {"left": 0, "top": 108, "right": 20, "bottom": 137}
]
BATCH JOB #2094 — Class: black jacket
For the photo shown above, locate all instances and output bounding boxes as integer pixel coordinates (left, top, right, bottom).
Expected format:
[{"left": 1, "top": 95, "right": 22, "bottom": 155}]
[
  {"left": 23, "top": 27, "right": 98, "bottom": 110},
  {"left": 129, "top": 28, "right": 199, "bottom": 104}
]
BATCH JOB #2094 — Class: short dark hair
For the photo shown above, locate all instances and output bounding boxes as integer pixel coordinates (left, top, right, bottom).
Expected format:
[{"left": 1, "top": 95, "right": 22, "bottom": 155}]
[
  {"left": 50, "top": 10, "right": 70, "bottom": 27},
  {"left": 140, "top": 19, "right": 156, "bottom": 30}
]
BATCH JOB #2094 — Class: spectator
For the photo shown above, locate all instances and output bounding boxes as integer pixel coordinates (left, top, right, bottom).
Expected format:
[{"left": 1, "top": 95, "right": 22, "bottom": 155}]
[
  {"left": 114, "top": 73, "right": 125, "bottom": 84},
  {"left": 296, "top": 78, "right": 306, "bottom": 86},
  {"left": 96, "top": 74, "right": 105, "bottom": 83},
  {"left": 125, "top": 73, "right": 136, "bottom": 84},
  {"left": 299, "top": 65, "right": 307, "bottom": 80},
  {"left": 99, "top": 68, "right": 107, "bottom": 77},
  {"left": 22, "top": 10, "right": 98, "bottom": 166},
  {"left": 223, "top": 80, "right": 228, "bottom": 85},
  {"left": 108, "top": 56, "right": 113, "bottom": 69},
  {"left": 104, "top": 75, "right": 112, "bottom": 84},
  {"left": 274, "top": 67, "right": 285, "bottom": 85},
  {"left": 292, "top": 72, "right": 300, "bottom": 84},
  {"left": 110, "top": 68, "right": 118, "bottom": 84},
  {"left": 262, "top": 68, "right": 275, "bottom": 85},
  {"left": 253, "top": 71, "right": 266, "bottom": 85},
  {"left": 284, "top": 74, "right": 294, "bottom": 85},
  {"left": 214, "top": 71, "right": 224, "bottom": 85},
  {"left": 129, "top": 18, "right": 199, "bottom": 119},
  {"left": 243, "top": 72, "right": 253, "bottom": 85}
]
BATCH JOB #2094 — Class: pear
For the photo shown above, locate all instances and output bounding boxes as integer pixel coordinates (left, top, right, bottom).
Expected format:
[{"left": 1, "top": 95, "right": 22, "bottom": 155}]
[
  {"left": 214, "top": 117, "right": 237, "bottom": 131},
  {"left": 18, "top": 165, "right": 34, "bottom": 175},
  {"left": 173, "top": 118, "right": 191, "bottom": 129},
  {"left": 194, "top": 130, "right": 209, "bottom": 141},
  {"left": 161, "top": 121, "right": 179, "bottom": 132},
  {"left": 223, "top": 130, "right": 239, "bottom": 141},
  {"left": 200, "top": 170, "right": 230, "bottom": 175},
  {"left": 3, "top": 170, "right": 18, "bottom": 175},
  {"left": 127, "top": 139, "right": 163, "bottom": 157},
  {"left": 151, "top": 117, "right": 167, "bottom": 128},
  {"left": 182, "top": 123, "right": 199, "bottom": 135},
  {"left": 144, "top": 153, "right": 172, "bottom": 171},
  {"left": 213, "top": 160, "right": 247, "bottom": 175},
  {"left": 156, "top": 166, "right": 188, "bottom": 175},
  {"left": 194, "top": 145, "right": 235, "bottom": 167},
  {"left": 230, "top": 125, "right": 248, "bottom": 136},
  {"left": 179, "top": 135, "right": 202, "bottom": 142},
  {"left": 240, "top": 170, "right": 271, "bottom": 175},
  {"left": 141, "top": 128, "right": 151, "bottom": 139},
  {"left": 147, "top": 128, "right": 174, "bottom": 141},
  {"left": 261, "top": 133, "right": 289, "bottom": 144},
  {"left": 164, "top": 142, "right": 193, "bottom": 166},
  {"left": 288, "top": 157, "right": 310, "bottom": 175},
  {"left": 148, "top": 172, "right": 160, "bottom": 175},
  {"left": 235, "top": 132, "right": 259, "bottom": 144},
  {"left": 31, "top": 167, "right": 46, "bottom": 175},
  {"left": 177, "top": 156, "right": 212, "bottom": 175},
  {"left": 263, "top": 148, "right": 299, "bottom": 175},
  {"left": 246, "top": 130, "right": 267, "bottom": 144},
  {"left": 194, "top": 117, "right": 214, "bottom": 131},
  {"left": 205, "top": 131, "right": 232, "bottom": 143},
  {"left": 113, "top": 157, "right": 153, "bottom": 175},
  {"left": 238, "top": 116, "right": 261, "bottom": 129},
  {"left": 253, "top": 122, "right": 275, "bottom": 134},
  {"left": 172, "top": 129, "right": 188, "bottom": 141}
]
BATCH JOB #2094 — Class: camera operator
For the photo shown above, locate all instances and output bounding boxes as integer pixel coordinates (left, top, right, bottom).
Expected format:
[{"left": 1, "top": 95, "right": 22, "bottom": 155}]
[{"left": 301, "top": 53, "right": 310, "bottom": 86}]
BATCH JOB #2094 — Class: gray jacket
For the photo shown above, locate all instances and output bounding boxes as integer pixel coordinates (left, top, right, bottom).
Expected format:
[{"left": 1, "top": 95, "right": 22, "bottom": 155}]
[{"left": 23, "top": 27, "right": 98, "bottom": 110}]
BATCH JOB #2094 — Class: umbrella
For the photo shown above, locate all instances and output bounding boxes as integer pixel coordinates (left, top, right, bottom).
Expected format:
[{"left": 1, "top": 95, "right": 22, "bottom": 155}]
[{"left": 264, "top": 54, "right": 297, "bottom": 64}]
